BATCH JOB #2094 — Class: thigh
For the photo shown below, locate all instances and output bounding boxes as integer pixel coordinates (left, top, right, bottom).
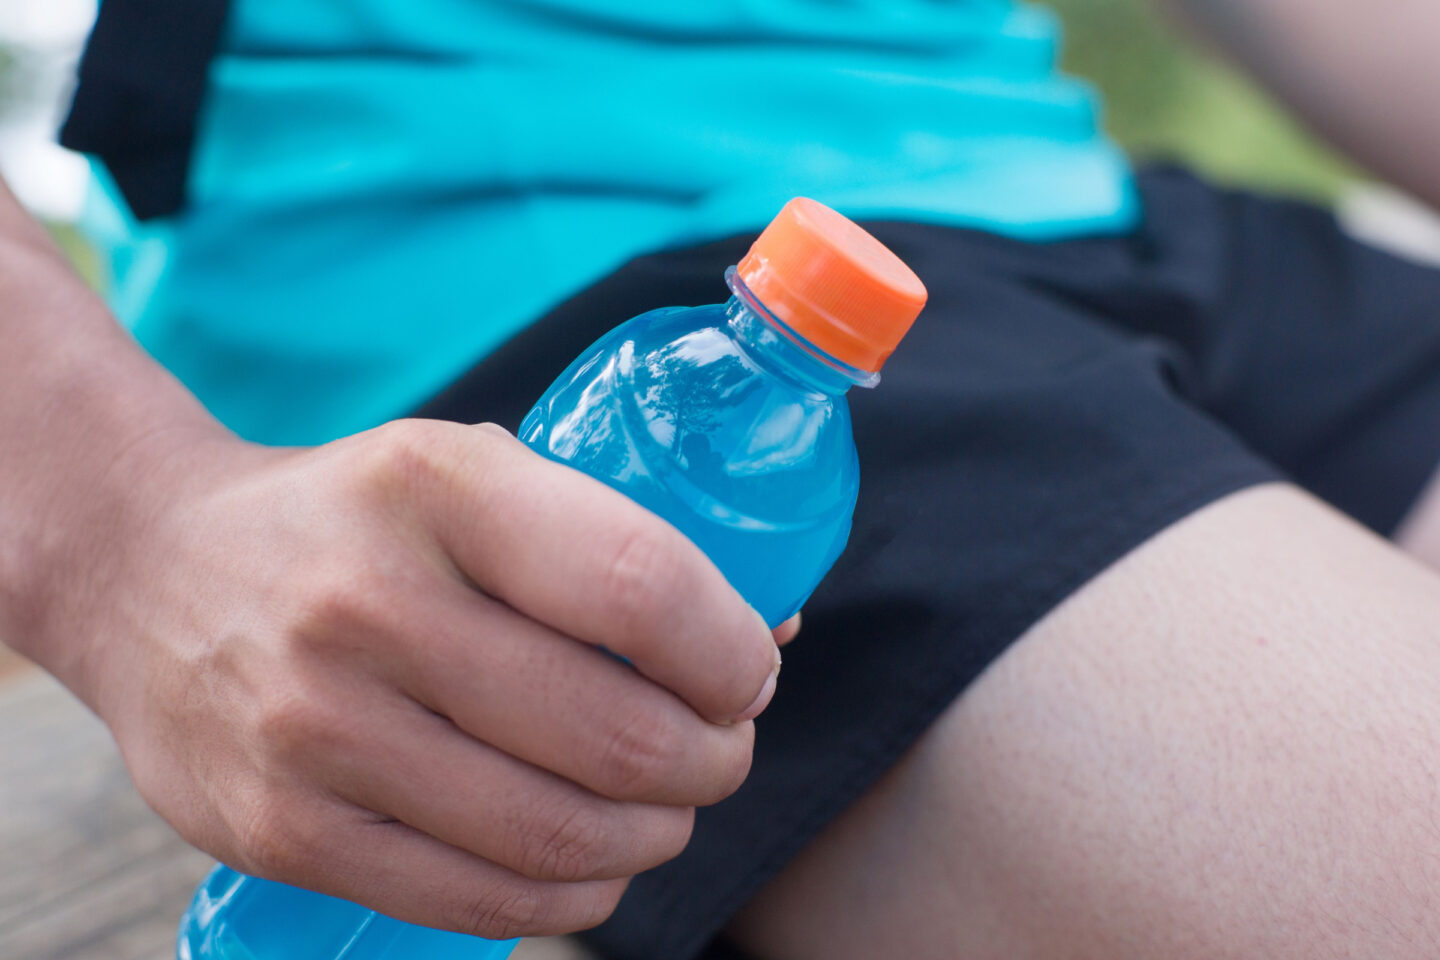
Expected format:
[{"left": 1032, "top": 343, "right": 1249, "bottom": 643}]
[
  {"left": 713, "top": 176, "right": 1440, "bottom": 958},
  {"left": 728, "top": 484, "right": 1440, "bottom": 960}
]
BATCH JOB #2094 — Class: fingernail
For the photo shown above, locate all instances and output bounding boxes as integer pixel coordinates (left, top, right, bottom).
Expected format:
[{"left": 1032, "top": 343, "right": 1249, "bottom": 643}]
[{"left": 734, "top": 664, "right": 779, "bottom": 724}]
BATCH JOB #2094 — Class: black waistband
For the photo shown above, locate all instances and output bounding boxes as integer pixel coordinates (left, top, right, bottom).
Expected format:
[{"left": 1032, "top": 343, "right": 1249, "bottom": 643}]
[{"left": 59, "top": 0, "right": 232, "bottom": 220}]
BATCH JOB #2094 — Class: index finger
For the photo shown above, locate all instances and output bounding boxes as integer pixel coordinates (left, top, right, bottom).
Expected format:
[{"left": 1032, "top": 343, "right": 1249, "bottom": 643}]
[{"left": 413, "top": 422, "right": 781, "bottom": 725}]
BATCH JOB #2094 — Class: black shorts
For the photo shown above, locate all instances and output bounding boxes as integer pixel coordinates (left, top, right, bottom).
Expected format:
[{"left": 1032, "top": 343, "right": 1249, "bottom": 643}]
[{"left": 416, "top": 168, "right": 1440, "bottom": 960}]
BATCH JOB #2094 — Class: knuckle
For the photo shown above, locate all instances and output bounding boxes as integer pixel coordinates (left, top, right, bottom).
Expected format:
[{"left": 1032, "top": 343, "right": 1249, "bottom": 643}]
[
  {"left": 297, "top": 574, "right": 369, "bottom": 635},
  {"left": 596, "top": 706, "right": 684, "bottom": 800},
  {"left": 255, "top": 684, "right": 345, "bottom": 764},
  {"left": 450, "top": 883, "right": 547, "bottom": 940},
  {"left": 602, "top": 527, "right": 687, "bottom": 639},
  {"left": 357, "top": 419, "right": 454, "bottom": 499},
  {"left": 472, "top": 421, "right": 514, "bottom": 443},
  {"left": 236, "top": 796, "right": 318, "bottom": 881},
  {"left": 255, "top": 694, "right": 314, "bottom": 759},
  {"left": 289, "top": 568, "right": 392, "bottom": 659},
  {"left": 519, "top": 799, "right": 608, "bottom": 883}
]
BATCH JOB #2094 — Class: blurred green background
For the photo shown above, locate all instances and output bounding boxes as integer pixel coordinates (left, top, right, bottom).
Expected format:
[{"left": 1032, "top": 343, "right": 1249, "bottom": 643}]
[{"left": 1050, "top": 0, "right": 1358, "bottom": 202}]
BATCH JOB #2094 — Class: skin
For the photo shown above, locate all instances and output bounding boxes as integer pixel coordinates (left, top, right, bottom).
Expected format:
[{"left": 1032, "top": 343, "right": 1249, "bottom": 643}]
[
  {"left": 1395, "top": 473, "right": 1440, "bottom": 567},
  {"left": 731, "top": 485, "right": 1440, "bottom": 959},
  {"left": 0, "top": 179, "right": 792, "bottom": 939}
]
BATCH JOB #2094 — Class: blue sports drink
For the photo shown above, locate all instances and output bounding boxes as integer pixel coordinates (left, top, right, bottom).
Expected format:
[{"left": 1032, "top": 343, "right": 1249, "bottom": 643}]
[
  {"left": 177, "top": 198, "right": 926, "bottom": 958},
  {"left": 520, "top": 200, "right": 927, "bottom": 626},
  {"left": 177, "top": 866, "right": 517, "bottom": 959}
]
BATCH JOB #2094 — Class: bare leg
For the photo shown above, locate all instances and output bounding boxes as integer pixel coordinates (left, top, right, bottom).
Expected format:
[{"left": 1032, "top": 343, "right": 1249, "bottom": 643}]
[{"left": 728, "top": 484, "right": 1440, "bottom": 960}]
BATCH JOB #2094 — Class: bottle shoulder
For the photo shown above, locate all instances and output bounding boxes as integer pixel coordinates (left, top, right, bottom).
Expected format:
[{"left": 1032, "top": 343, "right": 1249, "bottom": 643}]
[{"left": 522, "top": 303, "right": 858, "bottom": 527}]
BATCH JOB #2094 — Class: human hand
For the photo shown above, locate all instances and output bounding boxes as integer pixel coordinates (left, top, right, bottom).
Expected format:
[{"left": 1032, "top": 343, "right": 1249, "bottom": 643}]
[{"left": 34, "top": 419, "right": 783, "bottom": 938}]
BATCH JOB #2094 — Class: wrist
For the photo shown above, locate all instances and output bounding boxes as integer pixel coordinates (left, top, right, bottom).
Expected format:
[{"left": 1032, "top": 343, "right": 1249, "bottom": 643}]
[
  {"left": 0, "top": 183, "right": 260, "bottom": 710},
  {"left": 0, "top": 274, "right": 241, "bottom": 703},
  {"left": 1, "top": 414, "right": 239, "bottom": 697}
]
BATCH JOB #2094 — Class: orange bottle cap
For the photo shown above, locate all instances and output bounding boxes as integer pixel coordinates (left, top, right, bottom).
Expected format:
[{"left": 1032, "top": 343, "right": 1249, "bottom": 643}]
[{"left": 737, "top": 198, "right": 928, "bottom": 374}]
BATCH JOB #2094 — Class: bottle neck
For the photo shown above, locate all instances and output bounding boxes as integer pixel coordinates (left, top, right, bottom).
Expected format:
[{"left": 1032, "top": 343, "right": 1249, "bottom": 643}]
[{"left": 724, "top": 268, "right": 879, "bottom": 397}]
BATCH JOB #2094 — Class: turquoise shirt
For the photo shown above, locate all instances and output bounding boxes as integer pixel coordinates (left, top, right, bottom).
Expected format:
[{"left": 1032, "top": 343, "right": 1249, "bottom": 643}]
[{"left": 88, "top": 0, "right": 1137, "bottom": 446}]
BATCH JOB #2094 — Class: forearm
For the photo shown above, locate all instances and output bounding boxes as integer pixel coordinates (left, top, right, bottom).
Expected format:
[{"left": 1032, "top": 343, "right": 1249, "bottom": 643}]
[
  {"left": 1160, "top": 0, "right": 1440, "bottom": 207},
  {"left": 0, "top": 178, "right": 229, "bottom": 682}
]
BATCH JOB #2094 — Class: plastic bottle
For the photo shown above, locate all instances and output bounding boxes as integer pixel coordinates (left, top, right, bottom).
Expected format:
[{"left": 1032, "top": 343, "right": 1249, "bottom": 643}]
[
  {"left": 177, "top": 866, "right": 517, "bottom": 959},
  {"left": 177, "top": 198, "right": 926, "bottom": 959},
  {"left": 520, "top": 197, "right": 927, "bottom": 626}
]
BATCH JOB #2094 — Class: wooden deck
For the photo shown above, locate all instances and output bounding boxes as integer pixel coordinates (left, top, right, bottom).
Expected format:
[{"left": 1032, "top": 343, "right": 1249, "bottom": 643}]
[{"left": 0, "top": 662, "right": 594, "bottom": 960}]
